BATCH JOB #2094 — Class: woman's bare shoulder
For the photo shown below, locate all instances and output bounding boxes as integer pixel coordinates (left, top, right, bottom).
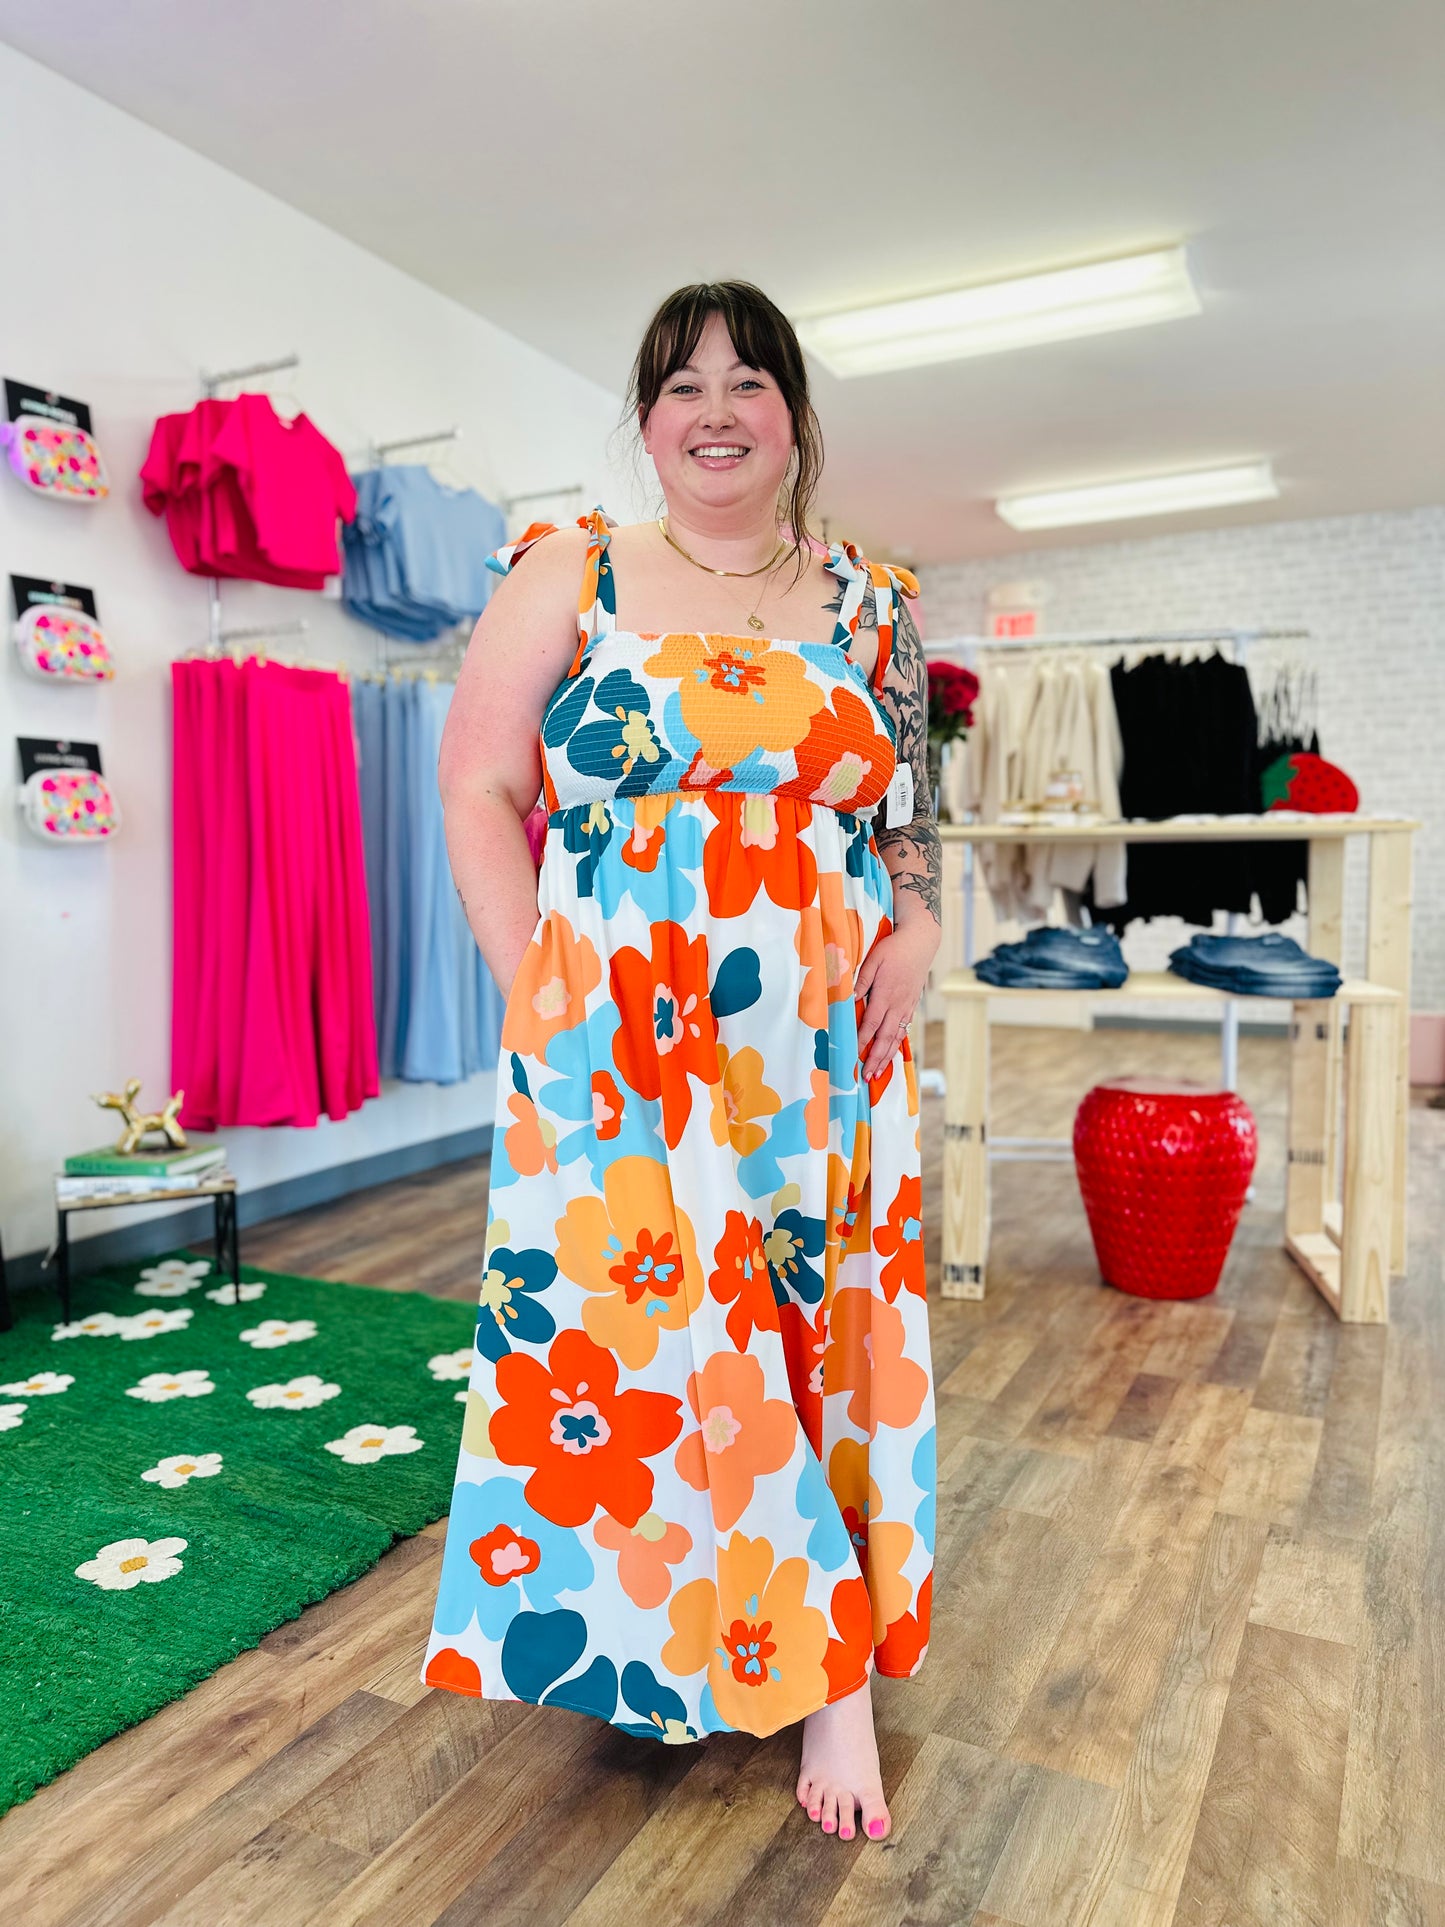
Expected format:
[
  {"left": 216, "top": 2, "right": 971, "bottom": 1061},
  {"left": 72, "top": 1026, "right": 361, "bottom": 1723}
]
[{"left": 482, "top": 523, "right": 589, "bottom": 636}]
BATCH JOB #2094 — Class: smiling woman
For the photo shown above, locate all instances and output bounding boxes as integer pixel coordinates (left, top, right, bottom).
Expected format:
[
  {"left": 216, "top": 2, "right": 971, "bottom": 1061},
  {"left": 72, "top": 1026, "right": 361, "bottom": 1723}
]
[{"left": 427, "top": 280, "right": 940, "bottom": 1848}]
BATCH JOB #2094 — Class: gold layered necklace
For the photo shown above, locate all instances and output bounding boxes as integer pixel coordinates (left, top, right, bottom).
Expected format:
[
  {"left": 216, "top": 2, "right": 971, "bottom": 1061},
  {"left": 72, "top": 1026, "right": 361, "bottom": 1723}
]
[{"left": 657, "top": 516, "right": 788, "bottom": 631}]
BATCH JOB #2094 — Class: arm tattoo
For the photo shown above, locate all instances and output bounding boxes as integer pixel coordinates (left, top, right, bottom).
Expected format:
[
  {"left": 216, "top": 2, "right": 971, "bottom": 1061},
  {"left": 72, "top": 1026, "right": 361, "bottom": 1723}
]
[{"left": 872, "top": 598, "right": 941, "bottom": 923}]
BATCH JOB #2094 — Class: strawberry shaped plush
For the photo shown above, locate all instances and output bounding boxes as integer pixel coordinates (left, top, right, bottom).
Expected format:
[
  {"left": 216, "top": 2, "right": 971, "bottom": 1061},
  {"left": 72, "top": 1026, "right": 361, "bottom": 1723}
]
[{"left": 1261, "top": 751, "right": 1359, "bottom": 814}]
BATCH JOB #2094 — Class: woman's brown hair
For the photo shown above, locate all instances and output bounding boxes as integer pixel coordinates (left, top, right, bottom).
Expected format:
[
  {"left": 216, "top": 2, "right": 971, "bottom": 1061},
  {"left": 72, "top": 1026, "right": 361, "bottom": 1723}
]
[{"left": 625, "top": 282, "right": 824, "bottom": 582}]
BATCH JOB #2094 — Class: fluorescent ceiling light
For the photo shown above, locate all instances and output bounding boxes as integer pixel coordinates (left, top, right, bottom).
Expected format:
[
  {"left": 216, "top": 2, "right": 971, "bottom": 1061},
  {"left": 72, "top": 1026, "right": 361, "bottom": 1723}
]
[
  {"left": 996, "top": 462, "right": 1279, "bottom": 531},
  {"left": 795, "top": 246, "right": 1200, "bottom": 377}
]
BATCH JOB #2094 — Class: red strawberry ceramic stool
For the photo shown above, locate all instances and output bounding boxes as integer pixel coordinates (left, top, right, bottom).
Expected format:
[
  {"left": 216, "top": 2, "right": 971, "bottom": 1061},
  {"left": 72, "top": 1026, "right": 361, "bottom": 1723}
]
[{"left": 1073, "top": 1079, "right": 1258, "bottom": 1298}]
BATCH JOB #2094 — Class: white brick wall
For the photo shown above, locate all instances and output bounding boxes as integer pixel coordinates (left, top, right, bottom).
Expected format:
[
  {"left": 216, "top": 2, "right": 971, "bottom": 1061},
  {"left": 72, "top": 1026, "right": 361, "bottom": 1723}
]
[{"left": 919, "top": 507, "right": 1445, "bottom": 1010}]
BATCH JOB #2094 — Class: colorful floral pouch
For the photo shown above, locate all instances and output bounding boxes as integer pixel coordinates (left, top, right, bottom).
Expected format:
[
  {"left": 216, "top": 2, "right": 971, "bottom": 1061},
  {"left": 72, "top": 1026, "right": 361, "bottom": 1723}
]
[
  {"left": 14, "top": 605, "right": 115, "bottom": 682},
  {"left": 18, "top": 768, "right": 121, "bottom": 843},
  {"left": 1, "top": 416, "right": 109, "bottom": 501}
]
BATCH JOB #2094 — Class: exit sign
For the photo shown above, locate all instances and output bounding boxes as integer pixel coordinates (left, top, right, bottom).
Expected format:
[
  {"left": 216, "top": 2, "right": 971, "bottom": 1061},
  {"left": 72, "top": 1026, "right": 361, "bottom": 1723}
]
[{"left": 989, "top": 609, "right": 1038, "bottom": 639}]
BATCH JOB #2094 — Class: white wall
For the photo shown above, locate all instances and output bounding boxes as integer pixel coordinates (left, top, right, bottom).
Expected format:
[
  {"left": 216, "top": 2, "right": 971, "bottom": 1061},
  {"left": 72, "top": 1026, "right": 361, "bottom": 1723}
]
[
  {"left": 920, "top": 506, "right": 1445, "bottom": 1011},
  {"left": 0, "top": 43, "right": 640, "bottom": 1263}
]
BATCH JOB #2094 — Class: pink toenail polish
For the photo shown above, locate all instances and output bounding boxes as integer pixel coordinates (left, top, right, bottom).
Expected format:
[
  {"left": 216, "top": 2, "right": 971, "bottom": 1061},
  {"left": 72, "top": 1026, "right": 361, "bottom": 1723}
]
[
  {"left": 868, "top": 1820, "right": 885, "bottom": 1837},
  {"left": 841, "top": 1829, "right": 853, "bottom": 1840}
]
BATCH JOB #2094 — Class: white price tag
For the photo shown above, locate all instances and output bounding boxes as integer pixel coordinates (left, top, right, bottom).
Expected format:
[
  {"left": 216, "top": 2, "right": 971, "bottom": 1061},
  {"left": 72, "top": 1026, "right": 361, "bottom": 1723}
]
[{"left": 884, "top": 761, "right": 914, "bottom": 828}]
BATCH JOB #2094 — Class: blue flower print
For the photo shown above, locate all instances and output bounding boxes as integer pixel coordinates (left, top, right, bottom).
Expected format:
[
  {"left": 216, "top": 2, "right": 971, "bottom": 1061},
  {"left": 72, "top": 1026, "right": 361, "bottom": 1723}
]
[
  {"left": 912, "top": 1426, "right": 936, "bottom": 1555},
  {"left": 794, "top": 1451, "right": 853, "bottom": 1572},
  {"left": 500, "top": 1608, "right": 619, "bottom": 1721},
  {"left": 593, "top": 799, "right": 703, "bottom": 922},
  {"left": 736, "top": 1094, "right": 812, "bottom": 1199},
  {"left": 618, "top": 1661, "right": 698, "bottom": 1744},
  {"left": 477, "top": 1243, "right": 557, "bottom": 1361},
  {"left": 541, "top": 673, "right": 594, "bottom": 751},
  {"left": 541, "top": 1001, "right": 666, "bottom": 1183},
  {"left": 558, "top": 799, "right": 614, "bottom": 898},
  {"left": 432, "top": 1479, "right": 593, "bottom": 1641},
  {"left": 763, "top": 1205, "right": 828, "bottom": 1306},
  {"left": 711, "top": 947, "right": 763, "bottom": 1019},
  {"left": 568, "top": 670, "right": 667, "bottom": 794}
]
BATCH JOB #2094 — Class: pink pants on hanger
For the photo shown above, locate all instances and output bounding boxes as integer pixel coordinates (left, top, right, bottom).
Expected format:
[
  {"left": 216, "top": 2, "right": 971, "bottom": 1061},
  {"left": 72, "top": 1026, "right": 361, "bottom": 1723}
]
[{"left": 172, "top": 656, "right": 379, "bottom": 1130}]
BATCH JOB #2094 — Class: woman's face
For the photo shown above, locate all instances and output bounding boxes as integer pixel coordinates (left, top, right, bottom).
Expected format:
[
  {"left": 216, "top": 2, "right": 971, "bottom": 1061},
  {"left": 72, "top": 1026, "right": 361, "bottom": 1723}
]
[{"left": 641, "top": 311, "right": 795, "bottom": 522}]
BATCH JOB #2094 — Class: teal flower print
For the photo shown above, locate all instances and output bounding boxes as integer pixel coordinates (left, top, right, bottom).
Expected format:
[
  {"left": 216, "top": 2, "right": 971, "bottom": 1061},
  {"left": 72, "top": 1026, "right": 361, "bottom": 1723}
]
[
  {"left": 763, "top": 1205, "right": 828, "bottom": 1306},
  {"left": 477, "top": 1244, "right": 557, "bottom": 1361}
]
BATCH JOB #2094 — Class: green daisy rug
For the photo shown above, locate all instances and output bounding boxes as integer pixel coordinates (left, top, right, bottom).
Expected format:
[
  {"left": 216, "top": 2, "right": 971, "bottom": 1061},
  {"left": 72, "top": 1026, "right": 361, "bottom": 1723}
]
[{"left": 0, "top": 1253, "right": 475, "bottom": 1815}]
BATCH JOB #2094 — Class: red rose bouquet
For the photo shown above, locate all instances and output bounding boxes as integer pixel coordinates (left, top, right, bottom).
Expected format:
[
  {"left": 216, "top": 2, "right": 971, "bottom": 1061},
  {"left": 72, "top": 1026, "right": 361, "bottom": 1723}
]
[{"left": 927, "top": 660, "right": 978, "bottom": 745}]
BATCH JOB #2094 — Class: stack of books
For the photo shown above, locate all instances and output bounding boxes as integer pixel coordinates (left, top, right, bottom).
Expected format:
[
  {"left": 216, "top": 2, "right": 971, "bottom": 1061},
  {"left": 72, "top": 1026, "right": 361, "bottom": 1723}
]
[{"left": 57, "top": 1137, "right": 230, "bottom": 1202}]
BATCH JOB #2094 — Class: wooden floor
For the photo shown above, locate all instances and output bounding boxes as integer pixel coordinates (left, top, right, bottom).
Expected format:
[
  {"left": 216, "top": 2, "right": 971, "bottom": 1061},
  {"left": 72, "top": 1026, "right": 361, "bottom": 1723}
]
[{"left": 6, "top": 1024, "right": 1443, "bottom": 1927}]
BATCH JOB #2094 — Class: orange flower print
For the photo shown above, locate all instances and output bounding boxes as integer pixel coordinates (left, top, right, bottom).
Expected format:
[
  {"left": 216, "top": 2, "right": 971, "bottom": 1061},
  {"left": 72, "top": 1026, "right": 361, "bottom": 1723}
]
[
  {"left": 673, "top": 1351, "right": 797, "bottom": 1531},
  {"left": 827, "top": 1437, "right": 881, "bottom": 1568},
  {"left": 424, "top": 1647, "right": 482, "bottom": 1695},
  {"left": 490, "top": 1327, "right": 683, "bottom": 1529},
  {"left": 778, "top": 1300, "right": 827, "bottom": 1456},
  {"left": 703, "top": 793, "right": 818, "bottom": 919},
  {"left": 502, "top": 1089, "right": 558, "bottom": 1177},
  {"left": 793, "top": 686, "right": 894, "bottom": 813},
  {"left": 865, "top": 1520, "right": 917, "bottom": 1646},
  {"left": 643, "top": 633, "right": 824, "bottom": 771},
  {"left": 556, "top": 1155, "right": 703, "bottom": 1370},
  {"left": 874, "top": 1174, "right": 925, "bottom": 1302},
  {"left": 707, "top": 1209, "right": 780, "bottom": 1353},
  {"left": 824, "top": 1288, "right": 930, "bottom": 1436},
  {"left": 591, "top": 1070, "right": 624, "bottom": 1140},
  {"left": 594, "top": 1510, "right": 693, "bottom": 1610},
  {"left": 876, "top": 1570, "right": 931, "bottom": 1677},
  {"left": 822, "top": 1573, "right": 874, "bottom": 1699},
  {"left": 619, "top": 798, "right": 668, "bottom": 873},
  {"left": 611, "top": 921, "right": 718, "bottom": 1149},
  {"left": 795, "top": 868, "right": 864, "bottom": 1027},
  {"left": 470, "top": 1523, "right": 541, "bottom": 1587},
  {"left": 501, "top": 911, "right": 602, "bottom": 1058},
  {"left": 708, "top": 1044, "right": 781, "bottom": 1160},
  {"left": 662, "top": 1532, "right": 830, "bottom": 1736}
]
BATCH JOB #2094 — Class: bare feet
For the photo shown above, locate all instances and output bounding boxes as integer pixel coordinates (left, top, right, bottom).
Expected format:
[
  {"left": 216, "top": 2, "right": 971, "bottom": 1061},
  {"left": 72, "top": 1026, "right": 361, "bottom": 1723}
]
[{"left": 796, "top": 1678, "right": 890, "bottom": 1842}]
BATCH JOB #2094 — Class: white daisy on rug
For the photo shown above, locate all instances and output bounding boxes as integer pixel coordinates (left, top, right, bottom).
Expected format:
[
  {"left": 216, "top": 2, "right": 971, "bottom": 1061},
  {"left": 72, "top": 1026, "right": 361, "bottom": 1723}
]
[
  {"left": 115, "top": 1308, "right": 195, "bottom": 1342},
  {"left": 455, "top": 1389, "right": 467, "bottom": 1403},
  {"left": 141, "top": 1452, "right": 223, "bottom": 1488},
  {"left": 205, "top": 1281, "right": 266, "bottom": 1305},
  {"left": 0, "top": 1371, "right": 73, "bottom": 1397},
  {"left": 247, "top": 1375, "right": 341, "bottom": 1411},
  {"left": 240, "top": 1318, "right": 317, "bottom": 1350},
  {"left": 325, "top": 1423, "right": 424, "bottom": 1465},
  {"left": 135, "top": 1258, "right": 211, "bottom": 1298},
  {"left": 0, "top": 1402, "right": 27, "bottom": 1432},
  {"left": 427, "top": 1348, "right": 474, "bottom": 1381},
  {"left": 126, "top": 1370, "right": 216, "bottom": 1403},
  {"left": 52, "top": 1311, "right": 121, "bottom": 1340},
  {"left": 75, "top": 1536, "right": 188, "bottom": 1590}
]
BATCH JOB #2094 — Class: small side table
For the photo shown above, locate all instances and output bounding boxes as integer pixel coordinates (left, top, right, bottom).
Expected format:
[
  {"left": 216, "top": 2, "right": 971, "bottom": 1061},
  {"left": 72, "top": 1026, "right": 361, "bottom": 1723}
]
[{"left": 53, "top": 1175, "right": 240, "bottom": 1322}]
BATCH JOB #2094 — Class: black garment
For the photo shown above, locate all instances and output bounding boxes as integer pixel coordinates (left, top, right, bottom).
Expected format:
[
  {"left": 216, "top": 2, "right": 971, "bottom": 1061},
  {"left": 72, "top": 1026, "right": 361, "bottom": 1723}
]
[
  {"left": 1252, "top": 729, "right": 1318, "bottom": 924},
  {"left": 1101, "top": 652, "right": 1263, "bottom": 933}
]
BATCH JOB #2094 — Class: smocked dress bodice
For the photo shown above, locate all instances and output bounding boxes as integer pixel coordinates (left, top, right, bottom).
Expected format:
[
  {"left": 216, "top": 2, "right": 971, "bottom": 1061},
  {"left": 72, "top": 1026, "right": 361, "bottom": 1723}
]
[{"left": 489, "top": 513, "right": 919, "bottom": 818}]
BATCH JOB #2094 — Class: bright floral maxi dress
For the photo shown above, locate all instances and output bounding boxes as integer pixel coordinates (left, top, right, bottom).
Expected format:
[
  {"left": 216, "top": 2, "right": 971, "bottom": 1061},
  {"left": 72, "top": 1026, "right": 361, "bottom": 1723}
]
[{"left": 422, "top": 511, "right": 935, "bottom": 1742}]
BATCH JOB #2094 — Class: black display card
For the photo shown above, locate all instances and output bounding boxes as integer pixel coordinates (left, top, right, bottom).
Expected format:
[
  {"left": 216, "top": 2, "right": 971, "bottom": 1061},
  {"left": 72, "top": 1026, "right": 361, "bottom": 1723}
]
[
  {"left": 4, "top": 380, "right": 94, "bottom": 435},
  {"left": 17, "top": 737, "right": 103, "bottom": 782},
  {"left": 11, "top": 575, "right": 99, "bottom": 620}
]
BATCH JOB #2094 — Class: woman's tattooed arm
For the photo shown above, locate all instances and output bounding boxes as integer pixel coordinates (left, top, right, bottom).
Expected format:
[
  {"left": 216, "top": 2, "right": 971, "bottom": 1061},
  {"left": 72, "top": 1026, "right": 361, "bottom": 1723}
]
[{"left": 872, "top": 596, "right": 941, "bottom": 924}]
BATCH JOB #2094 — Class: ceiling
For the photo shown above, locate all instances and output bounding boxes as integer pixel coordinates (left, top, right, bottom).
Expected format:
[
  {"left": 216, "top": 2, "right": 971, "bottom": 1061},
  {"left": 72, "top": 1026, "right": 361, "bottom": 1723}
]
[{"left": 2, "top": 0, "right": 1441, "bottom": 563}]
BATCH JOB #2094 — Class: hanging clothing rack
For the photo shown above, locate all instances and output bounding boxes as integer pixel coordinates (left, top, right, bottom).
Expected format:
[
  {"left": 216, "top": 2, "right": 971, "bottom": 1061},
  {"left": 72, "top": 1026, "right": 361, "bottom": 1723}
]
[
  {"left": 502, "top": 484, "right": 585, "bottom": 510},
  {"left": 367, "top": 426, "right": 462, "bottom": 464},
  {"left": 926, "top": 626, "right": 1309, "bottom": 659}
]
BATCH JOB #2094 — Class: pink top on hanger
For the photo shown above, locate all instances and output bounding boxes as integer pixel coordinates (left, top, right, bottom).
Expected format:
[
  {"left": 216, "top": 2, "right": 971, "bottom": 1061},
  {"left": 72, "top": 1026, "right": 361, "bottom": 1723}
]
[{"left": 210, "top": 395, "right": 356, "bottom": 575}]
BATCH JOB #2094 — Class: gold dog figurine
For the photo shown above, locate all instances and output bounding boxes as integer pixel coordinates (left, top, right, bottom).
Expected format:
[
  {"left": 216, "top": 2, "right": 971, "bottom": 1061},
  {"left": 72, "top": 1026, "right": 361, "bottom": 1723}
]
[{"left": 93, "top": 1079, "right": 189, "bottom": 1156}]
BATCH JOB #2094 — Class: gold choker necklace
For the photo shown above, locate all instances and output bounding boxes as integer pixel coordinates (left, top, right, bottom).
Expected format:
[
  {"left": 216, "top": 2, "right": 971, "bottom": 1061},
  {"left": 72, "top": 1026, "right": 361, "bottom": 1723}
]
[{"left": 657, "top": 517, "right": 789, "bottom": 631}]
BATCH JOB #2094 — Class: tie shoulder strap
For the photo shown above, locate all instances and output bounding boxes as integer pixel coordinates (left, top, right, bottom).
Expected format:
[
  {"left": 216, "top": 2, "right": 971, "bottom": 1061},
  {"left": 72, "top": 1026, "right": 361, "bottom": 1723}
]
[
  {"left": 485, "top": 508, "right": 615, "bottom": 677},
  {"left": 828, "top": 540, "right": 920, "bottom": 690}
]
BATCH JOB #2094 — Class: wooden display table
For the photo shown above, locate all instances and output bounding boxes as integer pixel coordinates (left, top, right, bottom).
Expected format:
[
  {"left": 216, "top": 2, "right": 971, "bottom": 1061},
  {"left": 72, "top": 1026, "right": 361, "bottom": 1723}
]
[
  {"left": 933, "top": 815, "right": 1417, "bottom": 1276},
  {"left": 941, "top": 970, "right": 1401, "bottom": 1323},
  {"left": 53, "top": 1175, "right": 240, "bottom": 1323}
]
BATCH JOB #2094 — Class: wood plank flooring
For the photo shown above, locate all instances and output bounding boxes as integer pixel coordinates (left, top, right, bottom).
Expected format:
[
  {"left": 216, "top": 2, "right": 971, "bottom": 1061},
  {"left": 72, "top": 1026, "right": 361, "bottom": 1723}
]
[{"left": 5, "top": 1024, "right": 1443, "bottom": 1927}]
